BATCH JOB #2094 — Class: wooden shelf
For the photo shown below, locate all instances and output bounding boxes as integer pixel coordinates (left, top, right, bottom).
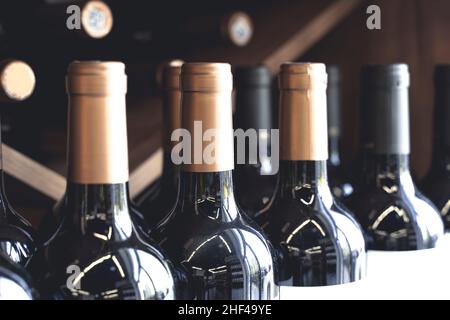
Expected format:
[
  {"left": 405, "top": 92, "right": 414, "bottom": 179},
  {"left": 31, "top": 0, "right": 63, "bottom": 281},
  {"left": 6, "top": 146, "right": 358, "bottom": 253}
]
[{"left": 186, "top": 0, "right": 361, "bottom": 74}]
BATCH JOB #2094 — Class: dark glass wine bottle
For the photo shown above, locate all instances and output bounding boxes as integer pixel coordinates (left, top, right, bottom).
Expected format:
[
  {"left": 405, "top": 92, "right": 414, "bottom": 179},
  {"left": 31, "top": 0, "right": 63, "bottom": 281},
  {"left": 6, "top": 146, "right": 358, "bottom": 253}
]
[
  {"left": 29, "top": 61, "right": 175, "bottom": 300},
  {"left": 0, "top": 59, "right": 37, "bottom": 266},
  {"left": 152, "top": 63, "right": 277, "bottom": 300},
  {"left": 0, "top": 251, "right": 36, "bottom": 299},
  {"left": 134, "top": 60, "right": 182, "bottom": 232},
  {"left": 266, "top": 63, "right": 366, "bottom": 287},
  {"left": 348, "top": 64, "right": 444, "bottom": 250},
  {"left": 233, "top": 65, "right": 278, "bottom": 226},
  {"left": 421, "top": 65, "right": 450, "bottom": 229},
  {"left": 326, "top": 65, "right": 354, "bottom": 200}
]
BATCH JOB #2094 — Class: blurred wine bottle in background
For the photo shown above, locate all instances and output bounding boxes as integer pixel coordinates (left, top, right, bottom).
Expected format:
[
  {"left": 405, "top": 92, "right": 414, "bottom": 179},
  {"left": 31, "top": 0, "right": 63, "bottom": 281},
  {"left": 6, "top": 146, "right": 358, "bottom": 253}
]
[
  {"left": 134, "top": 60, "right": 183, "bottom": 231},
  {"left": 0, "top": 59, "right": 37, "bottom": 266},
  {"left": 348, "top": 64, "right": 444, "bottom": 250},
  {"left": 421, "top": 65, "right": 450, "bottom": 230},
  {"left": 0, "top": 251, "right": 36, "bottom": 299},
  {"left": 118, "top": 9, "right": 253, "bottom": 54},
  {"left": 326, "top": 65, "right": 354, "bottom": 200},
  {"left": 152, "top": 63, "right": 276, "bottom": 300},
  {"left": 267, "top": 63, "right": 366, "bottom": 287},
  {"left": 37, "top": 0, "right": 113, "bottom": 40},
  {"left": 233, "top": 65, "right": 278, "bottom": 226},
  {"left": 29, "top": 61, "right": 175, "bottom": 300}
]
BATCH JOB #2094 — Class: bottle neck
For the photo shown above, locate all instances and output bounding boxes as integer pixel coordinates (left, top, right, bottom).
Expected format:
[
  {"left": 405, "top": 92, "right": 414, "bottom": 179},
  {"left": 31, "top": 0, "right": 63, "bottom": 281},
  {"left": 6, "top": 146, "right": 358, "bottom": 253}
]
[
  {"left": 280, "top": 160, "right": 329, "bottom": 190},
  {"left": 0, "top": 123, "right": 9, "bottom": 222},
  {"left": 161, "top": 150, "right": 179, "bottom": 185},
  {"left": 234, "top": 86, "right": 272, "bottom": 131},
  {"left": 431, "top": 83, "right": 450, "bottom": 173},
  {"left": 328, "top": 135, "right": 341, "bottom": 168},
  {"left": 179, "top": 170, "right": 239, "bottom": 222},
  {"left": 371, "top": 154, "right": 414, "bottom": 190},
  {"left": 431, "top": 144, "right": 450, "bottom": 174},
  {"left": 64, "top": 182, "right": 133, "bottom": 241}
]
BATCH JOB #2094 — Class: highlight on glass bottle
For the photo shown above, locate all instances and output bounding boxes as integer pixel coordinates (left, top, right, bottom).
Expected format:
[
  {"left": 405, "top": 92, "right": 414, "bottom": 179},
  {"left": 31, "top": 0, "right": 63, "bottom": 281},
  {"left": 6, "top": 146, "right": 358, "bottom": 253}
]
[
  {"left": 326, "top": 65, "right": 355, "bottom": 200},
  {"left": 134, "top": 59, "right": 183, "bottom": 232},
  {"left": 266, "top": 62, "right": 366, "bottom": 287},
  {"left": 27, "top": 61, "right": 175, "bottom": 300},
  {"left": 347, "top": 64, "right": 444, "bottom": 250},
  {"left": 0, "top": 59, "right": 37, "bottom": 266},
  {"left": 151, "top": 62, "right": 277, "bottom": 300}
]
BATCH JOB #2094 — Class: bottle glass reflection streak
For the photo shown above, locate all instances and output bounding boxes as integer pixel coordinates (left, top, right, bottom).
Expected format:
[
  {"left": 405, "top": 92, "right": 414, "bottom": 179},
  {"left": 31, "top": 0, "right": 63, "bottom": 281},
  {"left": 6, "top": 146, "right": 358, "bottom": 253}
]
[
  {"left": 326, "top": 65, "right": 355, "bottom": 200},
  {"left": 152, "top": 63, "right": 277, "bottom": 300},
  {"left": 421, "top": 65, "right": 450, "bottom": 229},
  {"left": 134, "top": 60, "right": 183, "bottom": 232},
  {"left": 0, "top": 59, "right": 37, "bottom": 266},
  {"left": 348, "top": 64, "right": 444, "bottom": 250},
  {"left": 267, "top": 63, "right": 366, "bottom": 287},
  {"left": 28, "top": 61, "right": 175, "bottom": 300}
]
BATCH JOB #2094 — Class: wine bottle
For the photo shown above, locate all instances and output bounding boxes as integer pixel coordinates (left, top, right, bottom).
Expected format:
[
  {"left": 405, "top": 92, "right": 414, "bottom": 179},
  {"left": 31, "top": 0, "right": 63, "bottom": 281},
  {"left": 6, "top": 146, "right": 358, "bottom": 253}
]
[
  {"left": 347, "top": 64, "right": 444, "bottom": 250},
  {"left": 0, "top": 251, "right": 36, "bottom": 299},
  {"left": 421, "top": 65, "right": 450, "bottom": 229},
  {"left": 29, "top": 61, "right": 175, "bottom": 300},
  {"left": 122, "top": 10, "right": 253, "bottom": 50},
  {"left": 134, "top": 60, "right": 182, "bottom": 231},
  {"left": 152, "top": 63, "right": 277, "bottom": 300},
  {"left": 185, "top": 11, "right": 253, "bottom": 47},
  {"left": 0, "top": 59, "right": 37, "bottom": 266},
  {"left": 233, "top": 65, "right": 278, "bottom": 226},
  {"left": 266, "top": 63, "right": 366, "bottom": 286},
  {"left": 326, "top": 65, "right": 354, "bottom": 200}
]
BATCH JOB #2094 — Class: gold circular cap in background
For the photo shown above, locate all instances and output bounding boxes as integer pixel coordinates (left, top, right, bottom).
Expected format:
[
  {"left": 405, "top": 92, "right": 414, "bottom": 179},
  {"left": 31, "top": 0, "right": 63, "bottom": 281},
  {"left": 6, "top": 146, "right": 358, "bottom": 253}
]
[
  {"left": 81, "top": 0, "right": 113, "bottom": 39},
  {"left": 66, "top": 61, "right": 126, "bottom": 95},
  {"left": 223, "top": 11, "right": 253, "bottom": 47},
  {"left": 279, "top": 62, "right": 327, "bottom": 90},
  {"left": 181, "top": 62, "right": 232, "bottom": 92},
  {"left": 0, "top": 60, "right": 36, "bottom": 102},
  {"left": 161, "top": 59, "right": 184, "bottom": 90}
]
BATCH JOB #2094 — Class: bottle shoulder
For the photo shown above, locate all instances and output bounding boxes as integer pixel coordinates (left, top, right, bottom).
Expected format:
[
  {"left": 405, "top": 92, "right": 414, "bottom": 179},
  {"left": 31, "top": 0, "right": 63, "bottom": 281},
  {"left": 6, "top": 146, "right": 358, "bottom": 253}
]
[
  {"left": 0, "top": 205, "right": 38, "bottom": 265},
  {"left": 348, "top": 182, "right": 444, "bottom": 249},
  {"left": 155, "top": 205, "right": 273, "bottom": 263},
  {"left": 40, "top": 245, "right": 175, "bottom": 300},
  {"left": 31, "top": 220, "right": 176, "bottom": 300}
]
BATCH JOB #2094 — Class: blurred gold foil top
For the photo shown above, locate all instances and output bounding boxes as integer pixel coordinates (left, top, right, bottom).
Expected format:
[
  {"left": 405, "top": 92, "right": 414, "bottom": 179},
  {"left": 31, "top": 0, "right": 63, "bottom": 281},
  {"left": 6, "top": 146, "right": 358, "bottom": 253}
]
[
  {"left": 82, "top": 0, "right": 113, "bottom": 39},
  {"left": 279, "top": 63, "right": 328, "bottom": 161},
  {"left": 0, "top": 60, "right": 35, "bottom": 102},
  {"left": 162, "top": 60, "right": 183, "bottom": 150},
  {"left": 66, "top": 61, "right": 129, "bottom": 184},
  {"left": 181, "top": 63, "right": 234, "bottom": 172}
]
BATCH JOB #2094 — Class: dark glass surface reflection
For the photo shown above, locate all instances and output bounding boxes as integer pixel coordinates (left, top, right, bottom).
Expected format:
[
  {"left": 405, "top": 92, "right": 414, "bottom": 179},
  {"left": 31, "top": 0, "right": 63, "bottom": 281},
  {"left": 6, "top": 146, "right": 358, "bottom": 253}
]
[
  {"left": 267, "top": 161, "right": 366, "bottom": 286},
  {"left": 348, "top": 155, "right": 444, "bottom": 250},
  {"left": 153, "top": 171, "right": 277, "bottom": 300},
  {"left": 29, "top": 183, "right": 175, "bottom": 300},
  {"left": 0, "top": 170, "right": 37, "bottom": 266}
]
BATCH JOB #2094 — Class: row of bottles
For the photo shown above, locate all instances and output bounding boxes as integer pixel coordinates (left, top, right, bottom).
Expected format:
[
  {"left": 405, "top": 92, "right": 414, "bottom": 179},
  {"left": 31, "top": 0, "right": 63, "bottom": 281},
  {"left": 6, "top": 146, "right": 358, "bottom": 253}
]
[{"left": 0, "top": 57, "right": 449, "bottom": 299}]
